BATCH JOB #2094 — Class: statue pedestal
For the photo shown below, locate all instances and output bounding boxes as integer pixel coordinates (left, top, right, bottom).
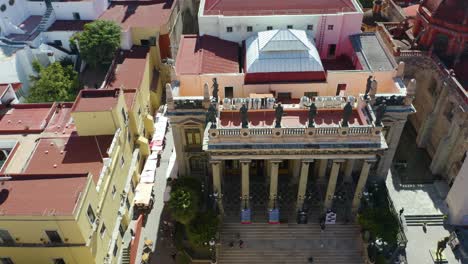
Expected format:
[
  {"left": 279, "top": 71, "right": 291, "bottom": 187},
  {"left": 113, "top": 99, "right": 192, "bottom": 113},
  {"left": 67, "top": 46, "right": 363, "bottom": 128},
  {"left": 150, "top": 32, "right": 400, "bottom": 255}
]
[{"left": 429, "top": 249, "right": 448, "bottom": 263}]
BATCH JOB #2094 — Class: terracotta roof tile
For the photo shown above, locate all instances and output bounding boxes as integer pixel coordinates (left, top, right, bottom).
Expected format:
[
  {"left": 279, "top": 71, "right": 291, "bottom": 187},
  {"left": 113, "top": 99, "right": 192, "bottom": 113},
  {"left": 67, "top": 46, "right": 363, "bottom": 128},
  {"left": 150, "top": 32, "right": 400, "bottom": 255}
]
[
  {"left": 176, "top": 35, "right": 239, "bottom": 75},
  {"left": 105, "top": 46, "right": 149, "bottom": 90}
]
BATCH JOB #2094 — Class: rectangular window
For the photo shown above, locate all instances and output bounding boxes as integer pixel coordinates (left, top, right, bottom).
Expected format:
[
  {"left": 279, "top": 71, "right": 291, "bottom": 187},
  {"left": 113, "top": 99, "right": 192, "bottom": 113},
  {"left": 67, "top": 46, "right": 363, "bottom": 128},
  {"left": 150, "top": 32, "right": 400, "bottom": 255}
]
[
  {"left": 328, "top": 44, "right": 337, "bottom": 57},
  {"left": 277, "top": 92, "right": 291, "bottom": 101},
  {"left": 0, "top": 258, "right": 13, "bottom": 264},
  {"left": 130, "top": 180, "right": 135, "bottom": 193},
  {"left": 140, "top": 39, "right": 150, "bottom": 46},
  {"left": 126, "top": 198, "right": 131, "bottom": 209},
  {"left": 53, "top": 259, "right": 65, "bottom": 264},
  {"left": 45, "top": 231, "right": 62, "bottom": 244},
  {"left": 304, "top": 92, "right": 318, "bottom": 98},
  {"left": 121, "top": 108, "right": 128, "bottom": 124},
  {"left": 112, "top": 185, "right": 117, "bottom": 198},
  {"left": 127, "top": 130, "right": 131, "bottom": 143},
  {"left": 287, "top": 25, "right": 293, "bottom": 29},
  {"left": 100, "top": 223, "right": 106, "bottom": 238},
  {"left": 226, "top": 27, "right": 233, "bottom": 32},
  {"left": 247, "top": 26, "right": 253, "bottom": 32},
  {"left": 87, "top": 205, "right": 96, "bottom": 224},
  {"left": 72, "top": 12, "right": 80, "bottom": 20},
  {"left": 267, "top": 26, "right": 273, "bottom": 30},
  {"left": 327, "top": 25, "right": 334, "bottom": 30},
  {"left": 224, "top": 87, "right": 234, "bottom": 98},
  {"left": 307, "top": 25, "right": 314, "bottom": 31},
  {"left": 113, "top": 244, "right": 118, "bottom": 256},
  {"left": 0, "top": 230, "right": 14, "bottom": 244},
  {"left": 336, "top": 84, "right": 347, "bottom": 96},
  {"left": 53, "top": 40, "right": 63, "bottom": 46},
  {"left": 119, "top": 224, "right": 125, "bottom": 238},
  {"left": 120, "top": 156, "right": 125, "bottom": 168},
  {"left": 185, "top": 129, "right": 201, "bottom": 145}
]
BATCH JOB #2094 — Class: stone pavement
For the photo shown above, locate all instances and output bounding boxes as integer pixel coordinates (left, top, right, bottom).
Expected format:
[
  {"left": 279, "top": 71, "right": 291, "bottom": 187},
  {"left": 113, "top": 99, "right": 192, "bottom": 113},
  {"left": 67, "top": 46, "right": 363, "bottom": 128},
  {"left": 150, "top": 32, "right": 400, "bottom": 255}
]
[
  {"left": 133, "top": 126, "right": 175, "bottom": 264},
  {"left": 386, "top": 169, "right": 447, "bottom": 216},
  {"left": 405, "top": 225, "right": 461, "bottom": 264}
]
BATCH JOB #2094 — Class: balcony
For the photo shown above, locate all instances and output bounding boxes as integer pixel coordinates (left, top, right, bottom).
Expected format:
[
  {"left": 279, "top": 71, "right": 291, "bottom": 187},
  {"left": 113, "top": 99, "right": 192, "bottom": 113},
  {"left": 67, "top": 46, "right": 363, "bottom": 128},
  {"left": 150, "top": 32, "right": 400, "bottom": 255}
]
[{"left": 184, "top": 145, "right": 203, "bottom": 152}]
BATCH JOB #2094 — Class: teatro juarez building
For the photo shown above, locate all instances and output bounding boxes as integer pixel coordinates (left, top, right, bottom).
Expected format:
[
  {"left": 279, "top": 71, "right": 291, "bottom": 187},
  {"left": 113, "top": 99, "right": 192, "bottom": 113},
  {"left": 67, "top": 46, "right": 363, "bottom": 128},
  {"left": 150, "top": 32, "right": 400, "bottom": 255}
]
[{"left": 168, "top": 29, "right": 417, "bottom": 223}]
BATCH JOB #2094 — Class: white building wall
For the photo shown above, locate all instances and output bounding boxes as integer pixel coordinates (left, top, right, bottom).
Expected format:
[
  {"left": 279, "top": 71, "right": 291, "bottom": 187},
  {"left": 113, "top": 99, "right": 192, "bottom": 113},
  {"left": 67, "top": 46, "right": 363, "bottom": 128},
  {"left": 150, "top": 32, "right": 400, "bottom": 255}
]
[
  {"left": 120, "top": 30, "right": 132, "bottom": 50},
  {"left": 198, "top": 0, "right": 363, "bottom": 59},
  {"left": 43, "top": 31, "right": 76, "bottom": 50},
  {"left": 0, "top": 0, "right": 31, "bottom": 35},
  {"left": 446, "top": 154, "right": 468, "bottom": 226}
]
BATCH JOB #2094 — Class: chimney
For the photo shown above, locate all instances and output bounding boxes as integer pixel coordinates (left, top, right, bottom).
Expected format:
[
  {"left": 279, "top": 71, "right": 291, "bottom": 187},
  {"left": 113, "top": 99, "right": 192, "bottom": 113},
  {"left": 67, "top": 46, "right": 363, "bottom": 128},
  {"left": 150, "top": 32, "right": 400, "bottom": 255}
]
[{"left": 372, "top": 0, "right": 383, "bottom": 15}]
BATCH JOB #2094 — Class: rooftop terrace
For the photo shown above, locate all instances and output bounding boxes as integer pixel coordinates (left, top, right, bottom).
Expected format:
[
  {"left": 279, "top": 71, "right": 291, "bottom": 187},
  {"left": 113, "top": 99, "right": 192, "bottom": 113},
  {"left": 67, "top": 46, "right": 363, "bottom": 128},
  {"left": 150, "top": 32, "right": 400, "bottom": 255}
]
[
  {"left": 203, "top": 0, "right": 357, "bottom": 16},
  {"left": 105, "top": 46, "right": 149, "bottom": 90},
  {"left": 99, "top": 0, "right": 175, "bottom": 31},
  {"left": 0, "top": 173, "right": 88, "bottom": 216},
  {"left": 71, "top": 89, "right": 119, "bottom": 112},
  {"left": 0, "top": 104, "right": 54, "bottom": 134}
]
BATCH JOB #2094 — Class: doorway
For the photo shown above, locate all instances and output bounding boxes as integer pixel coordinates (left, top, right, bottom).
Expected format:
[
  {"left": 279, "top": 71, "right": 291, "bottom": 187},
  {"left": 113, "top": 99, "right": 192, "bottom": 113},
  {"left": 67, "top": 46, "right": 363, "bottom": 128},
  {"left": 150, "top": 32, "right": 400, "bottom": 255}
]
[
  {"left": 328, "top": 44, "right": 337, "bottom": 58},
  {"left": 224, "top": 87, "right": 233, "bottom": 98}
]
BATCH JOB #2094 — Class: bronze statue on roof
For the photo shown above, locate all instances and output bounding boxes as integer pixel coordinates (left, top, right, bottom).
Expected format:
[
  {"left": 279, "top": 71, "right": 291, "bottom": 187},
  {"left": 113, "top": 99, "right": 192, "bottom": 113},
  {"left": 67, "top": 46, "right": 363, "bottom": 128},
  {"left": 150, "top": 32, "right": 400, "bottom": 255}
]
[
  {"left": 307, "top": 101, "right": 317, "bottom": 127},
  {"left": 206, "top": 103, "right": 217, "bottom": 128},
  {"left": 274, "top": 103, "right": 284, "bottom": 128},
  {"left": 212, "top": 78, "right": 219, "bottom": 102},
  {"left": 375, "top": 100, "right": 387, "bottom": 126},
  {"left": 240, "top": 103, "right": 249, "bottom": 128},
  {"left": 341, "top": 101, "right": 353, "bottom": 127}
]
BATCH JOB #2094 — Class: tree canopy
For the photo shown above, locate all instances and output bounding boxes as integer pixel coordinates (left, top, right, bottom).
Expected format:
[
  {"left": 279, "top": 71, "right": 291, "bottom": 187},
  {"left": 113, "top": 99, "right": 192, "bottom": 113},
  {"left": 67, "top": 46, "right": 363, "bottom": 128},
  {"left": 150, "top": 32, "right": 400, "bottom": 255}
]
[
  {"left": 27, "top": 60, "right": 79, "bottom": 103},
  {"left": 72, "top": 20, "right": 121, "bottom": 69},
  {"left": 186, "top": 210, "right": 219, "bottom": 246},
  {"left": 169, "top": 187, "right": 200, "bottom": 225}
]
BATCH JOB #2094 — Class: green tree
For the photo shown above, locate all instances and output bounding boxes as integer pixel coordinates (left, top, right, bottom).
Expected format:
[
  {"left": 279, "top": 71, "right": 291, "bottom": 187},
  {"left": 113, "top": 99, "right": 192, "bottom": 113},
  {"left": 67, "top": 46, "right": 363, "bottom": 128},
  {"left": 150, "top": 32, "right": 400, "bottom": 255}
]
[
  {"left": 186, "top": 210, "right": 219, "bottom": 246},
  {"left": 169, "top": 187, "right": 199, "bottom": 225},
  {"left": 27, "top": 60, "right": 79, "bottom": 103},
  {"left": 72, "top": 20, "right": 121, "bottom": 69}
]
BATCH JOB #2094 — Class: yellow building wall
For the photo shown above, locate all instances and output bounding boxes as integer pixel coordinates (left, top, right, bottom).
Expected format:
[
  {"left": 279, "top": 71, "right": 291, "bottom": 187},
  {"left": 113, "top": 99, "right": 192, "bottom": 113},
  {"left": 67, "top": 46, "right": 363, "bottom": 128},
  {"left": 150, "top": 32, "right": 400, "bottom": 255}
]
[
  {"left": 72, "top": 111, "right": 119, "bottom": 136},
  {"left": 131, "top": 27, "right": 162, "bottom": 70},
  {"left": 0, "top": 246, "right": 94, "bottom": 264}
]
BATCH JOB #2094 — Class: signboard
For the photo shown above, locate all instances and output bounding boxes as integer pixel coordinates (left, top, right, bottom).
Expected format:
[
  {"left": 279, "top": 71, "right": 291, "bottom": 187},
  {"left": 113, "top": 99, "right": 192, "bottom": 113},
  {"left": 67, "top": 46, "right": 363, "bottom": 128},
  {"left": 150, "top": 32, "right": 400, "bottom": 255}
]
[
  {"left": 241, "top": 209, "right": 251, "bottom": 224},
  {"left": 269, "top": 208, "right": 280, "bottom": 224}
]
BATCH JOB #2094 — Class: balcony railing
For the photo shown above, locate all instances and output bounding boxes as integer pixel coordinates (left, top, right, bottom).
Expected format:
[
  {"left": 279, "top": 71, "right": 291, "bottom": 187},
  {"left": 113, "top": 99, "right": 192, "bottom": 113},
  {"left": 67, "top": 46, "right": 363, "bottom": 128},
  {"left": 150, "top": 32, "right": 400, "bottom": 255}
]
[{"left": 208, "top": 124, "right": 382, "bottom": 141}]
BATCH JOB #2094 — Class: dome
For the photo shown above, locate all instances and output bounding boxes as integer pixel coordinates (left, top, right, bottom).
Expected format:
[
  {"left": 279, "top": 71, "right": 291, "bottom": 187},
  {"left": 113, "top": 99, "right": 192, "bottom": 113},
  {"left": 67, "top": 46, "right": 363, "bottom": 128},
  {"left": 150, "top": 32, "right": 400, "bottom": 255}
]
[{"left": 420, "top": 0, "right": 468, "bottom": 25}]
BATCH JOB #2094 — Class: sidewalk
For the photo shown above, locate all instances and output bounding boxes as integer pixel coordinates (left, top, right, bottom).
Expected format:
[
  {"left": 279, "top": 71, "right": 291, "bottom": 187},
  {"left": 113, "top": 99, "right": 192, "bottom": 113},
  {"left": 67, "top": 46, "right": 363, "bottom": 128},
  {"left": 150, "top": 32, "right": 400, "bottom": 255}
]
[{"left": 133, "top": 126, "right": 175, "bottom": 264}]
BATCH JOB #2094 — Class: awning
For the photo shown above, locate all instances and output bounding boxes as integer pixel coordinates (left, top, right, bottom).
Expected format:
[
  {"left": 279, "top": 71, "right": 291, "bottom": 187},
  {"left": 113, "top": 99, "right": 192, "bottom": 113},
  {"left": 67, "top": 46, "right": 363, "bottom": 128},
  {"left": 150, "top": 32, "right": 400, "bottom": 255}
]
[{"left": 133, "top": 183, "right": 154, "bottom": 206}]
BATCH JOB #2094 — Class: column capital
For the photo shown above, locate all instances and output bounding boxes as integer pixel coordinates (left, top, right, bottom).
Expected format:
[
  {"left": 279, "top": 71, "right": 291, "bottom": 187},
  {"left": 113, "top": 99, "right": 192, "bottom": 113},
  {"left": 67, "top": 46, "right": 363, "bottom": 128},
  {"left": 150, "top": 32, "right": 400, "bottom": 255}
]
[
  {"left": 240, "top": 160, "right": 252, "bottom": 164},
  {"left": 301, "top": 159, "right": 314, "bottom": 164},
  {"left": 270, "top": 160, "right": 283, "bottom": 164},
  {"left": 364, "top": 158, "right": 378, "bottom": 163},
  {"left": 210, "top": 160, "right": 222, "bottom": 165}
]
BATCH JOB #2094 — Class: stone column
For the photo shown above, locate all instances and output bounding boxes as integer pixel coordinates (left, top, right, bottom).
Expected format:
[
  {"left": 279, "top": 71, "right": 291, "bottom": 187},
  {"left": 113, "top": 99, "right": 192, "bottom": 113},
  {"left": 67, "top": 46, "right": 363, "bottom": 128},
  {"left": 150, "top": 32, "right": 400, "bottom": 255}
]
[
  {"left": 430, "top": 119, "right": 462, "bottom": 175},
  {"left": 351, "top": 160, "right": 373, "bottom": 214},
  {"left": 241, "top": 160, "right": 251, "bottom": 208},
  {"left": 296, "top": 160, "right": 313, "bottom": 211},
  {"left": 318, "top": 159, "right": 328, "bottom": 181},
  {"left": 416, "top": 85, "right": 448, "bottom": 148},
  {"left": 324, "top": 160, "right": 343, "bottom": 210},
  {"left": 171, "top": 124, "right": 187, "bottom": 177},
  {"left": 269, "top": 160, "right": 280, "bottom": 209},
  {"left": 343, "top": 159, "right": 355, "bottom": 183},
  {"left": 211, "top": 160, "right": 224, "bottom": 215},
  {"left": 376, "top": 121, "right": 406, "bottom": 180}
]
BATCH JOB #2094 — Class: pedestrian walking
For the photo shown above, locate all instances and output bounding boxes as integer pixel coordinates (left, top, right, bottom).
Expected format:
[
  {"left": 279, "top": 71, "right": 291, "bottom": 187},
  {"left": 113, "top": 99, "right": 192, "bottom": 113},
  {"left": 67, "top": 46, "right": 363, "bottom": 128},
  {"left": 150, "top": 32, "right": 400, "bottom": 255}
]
[
  {"left": 320, "top": 221, "right": 326, "bottom": 232},
  {"left": 308, "top": 257, "right": 314, "bottom": 263},
  {"left": 171, "top": 252, "right": 177, "bottom": 261},
  {"left": 229, "top": 241, "right": 234, "bottom": 248},
  {"left": 399, "top": 208, "right": 404, "bottom": 216},
  {"left": 239, "top": 240, "right": 244, "bottom": 248}
]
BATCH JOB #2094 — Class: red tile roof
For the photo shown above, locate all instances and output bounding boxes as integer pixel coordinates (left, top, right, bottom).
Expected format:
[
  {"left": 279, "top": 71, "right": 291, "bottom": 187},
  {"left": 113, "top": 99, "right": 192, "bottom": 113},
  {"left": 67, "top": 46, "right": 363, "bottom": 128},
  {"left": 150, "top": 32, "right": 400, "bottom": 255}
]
[
  {"left": 403, "top": 4, "right": 419, "bottom": 17},
  {"left": 176, "top": 35, "right": 239, "bottom": 75},
  {"left": 0, "top": 85, "right": 9, "bottom": 97},
  {"left": 44, "top": 103, "right": 76, "bottom": 134},
  {"left": 47, "top": 20, "right": 93, "bottom": 31},
  {"left": 71, "top": 89, "right": 119, "bottom": 112},
  {"left": 99, "top": 0, "right": 175, "bottom": 31},
  {"left": 203, "top": 0, "right": 356, "bottom": 16},
  {"left": 24, "top": 135, "right": 113, "bottom": 183},
  {"left": 220, "top": 109, "right": 365, "bottom": 128},
  {"left": 421, "top": 0, "right": 468, "bottom": 25},
  {"left": 0, "top": 104, "right": 55, "bottom": 134},
  {"left": 0, "top": 174, "right": 89, "bottom": 216},
  {"left": 105, "top": 46, "right": 149, "bottom": 90}
]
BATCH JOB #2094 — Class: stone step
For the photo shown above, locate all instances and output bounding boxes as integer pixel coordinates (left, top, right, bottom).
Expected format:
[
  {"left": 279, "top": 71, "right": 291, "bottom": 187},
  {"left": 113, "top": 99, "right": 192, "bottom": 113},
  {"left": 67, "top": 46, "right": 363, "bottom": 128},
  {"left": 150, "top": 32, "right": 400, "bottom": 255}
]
[{"left": 404, "top": 215, "right": 445, "bottom": 226}]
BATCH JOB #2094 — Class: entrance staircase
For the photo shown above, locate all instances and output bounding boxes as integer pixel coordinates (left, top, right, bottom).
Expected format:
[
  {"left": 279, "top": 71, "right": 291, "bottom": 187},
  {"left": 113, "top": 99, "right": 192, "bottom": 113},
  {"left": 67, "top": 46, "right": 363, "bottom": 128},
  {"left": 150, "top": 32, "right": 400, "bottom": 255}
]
[
  {"left": 218, "top": 222, "right": 364, "bottom": 264},
  {"left": 404, "top": 214, "right": 445, "bottom": 226},
  {"left": 36, "top": 6, "right": 55, "bottom": 32}
]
